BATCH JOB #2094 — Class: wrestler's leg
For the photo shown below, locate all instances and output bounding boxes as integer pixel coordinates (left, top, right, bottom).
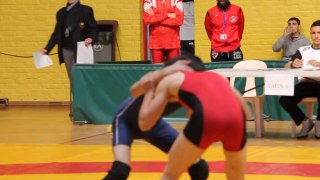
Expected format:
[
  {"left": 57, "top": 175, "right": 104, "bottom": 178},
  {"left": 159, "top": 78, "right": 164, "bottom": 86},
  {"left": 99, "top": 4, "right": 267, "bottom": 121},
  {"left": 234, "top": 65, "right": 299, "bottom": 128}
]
[
  {"left": 161, "top": 133, "right": 205, "bottom": 180},
  {"left": 223, "top": 147, "right": 246, "bottom": 180}
]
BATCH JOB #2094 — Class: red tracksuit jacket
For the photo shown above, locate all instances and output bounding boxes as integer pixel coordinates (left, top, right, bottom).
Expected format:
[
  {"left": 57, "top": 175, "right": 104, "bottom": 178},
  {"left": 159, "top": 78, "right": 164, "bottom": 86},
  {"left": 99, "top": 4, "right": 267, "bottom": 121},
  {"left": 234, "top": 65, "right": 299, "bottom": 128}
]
[{"left": 204, "top": 4, "right": 244, "bottom": 52}]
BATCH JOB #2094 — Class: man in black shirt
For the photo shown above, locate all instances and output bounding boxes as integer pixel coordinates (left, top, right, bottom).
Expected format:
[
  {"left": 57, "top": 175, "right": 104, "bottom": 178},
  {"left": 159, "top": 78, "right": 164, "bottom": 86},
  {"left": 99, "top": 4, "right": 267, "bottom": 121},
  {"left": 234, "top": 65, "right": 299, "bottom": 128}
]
[{"left": 42, "top": 0, "right": 97, "bottom": 80}]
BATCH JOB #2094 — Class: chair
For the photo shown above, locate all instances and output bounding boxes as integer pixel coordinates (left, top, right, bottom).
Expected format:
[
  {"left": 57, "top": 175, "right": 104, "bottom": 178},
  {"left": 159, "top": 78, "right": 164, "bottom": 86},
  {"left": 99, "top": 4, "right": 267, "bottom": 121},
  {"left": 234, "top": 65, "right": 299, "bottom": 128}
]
[
  {"left": 230, "top": 60, "right": 267, "bottom": 138},
  {"left": 291, "top": 97, "right": 317, "bottom": 138}
]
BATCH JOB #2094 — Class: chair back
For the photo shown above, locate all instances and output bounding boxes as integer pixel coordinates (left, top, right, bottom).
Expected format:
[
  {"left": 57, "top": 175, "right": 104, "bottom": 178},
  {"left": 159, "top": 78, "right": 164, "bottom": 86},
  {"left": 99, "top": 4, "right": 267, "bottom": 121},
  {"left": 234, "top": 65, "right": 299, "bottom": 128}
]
[{"left": 230, "top": 60, "right": 267, "bottom": 97}]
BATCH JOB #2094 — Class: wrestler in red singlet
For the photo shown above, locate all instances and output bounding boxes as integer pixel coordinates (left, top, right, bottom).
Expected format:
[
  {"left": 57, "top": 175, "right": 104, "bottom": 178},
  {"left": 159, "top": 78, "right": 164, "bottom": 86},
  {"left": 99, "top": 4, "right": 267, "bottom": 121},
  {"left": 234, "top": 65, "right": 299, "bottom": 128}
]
[{"left": 179, "top": 71, "right": 246, "bottom": 151}]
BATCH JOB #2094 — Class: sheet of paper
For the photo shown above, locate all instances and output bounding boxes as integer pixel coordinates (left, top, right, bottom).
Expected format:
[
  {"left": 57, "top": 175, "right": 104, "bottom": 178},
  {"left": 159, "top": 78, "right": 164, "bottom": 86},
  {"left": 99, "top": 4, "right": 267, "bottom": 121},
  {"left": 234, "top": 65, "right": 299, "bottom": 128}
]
[
  {"left": 77, "top": 41, "right": 94, "bottom": 64},
  {"left": 33, "top": 51, "right": 53, "bottom": 69},
  {"left": 264, "top": 73, "right": 294, "bottom": 96}
]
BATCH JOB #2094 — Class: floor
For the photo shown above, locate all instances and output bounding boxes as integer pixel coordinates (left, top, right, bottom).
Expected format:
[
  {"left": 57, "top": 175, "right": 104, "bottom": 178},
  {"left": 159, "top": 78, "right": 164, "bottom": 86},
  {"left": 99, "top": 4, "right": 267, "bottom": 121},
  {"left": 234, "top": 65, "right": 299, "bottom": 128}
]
[{"left": 0, "top": 105, "right": 319, "bottom": 180}]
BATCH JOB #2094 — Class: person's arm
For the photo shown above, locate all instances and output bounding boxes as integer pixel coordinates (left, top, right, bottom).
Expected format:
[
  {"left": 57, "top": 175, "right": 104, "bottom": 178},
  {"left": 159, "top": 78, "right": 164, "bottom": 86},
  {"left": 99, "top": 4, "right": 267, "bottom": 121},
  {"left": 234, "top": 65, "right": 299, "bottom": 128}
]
[
  {"left": 204, "top": 12, "right": 213, "bottom": 40},
  {"left": 138, "top": 77, "right": 171, "bottom": 131},
  {"left": 272, "top": 27, "right": 291, "bottom": 52},
  {"left": 284, "top": 50, "right": 302, "bottom": 68},
  {"left": 160, "top": 0, "right": 184, "bottom": 26},
  {"left": 143, "top": 2, "right": 167, "bottom": 24},
  {"left": 130, "top": 71, "right": 157, "bottom": 97},
  {"left": 238, "top": 8, "right": 245, "bottom": 40},
  {"left": 43, "top": 12, "right": 60, "bottom": 54},
  {"left": 308, "top": 60, "right": 320, "bottom": 67},
  {"left": 83, "top": 7, "right": 97, "bottom": 46},
  {"left": 272, "top": 36, "right": 286, "bottom": 52},
  {"left": 130, "top": 60, "right": 191, "bottom": 97}
]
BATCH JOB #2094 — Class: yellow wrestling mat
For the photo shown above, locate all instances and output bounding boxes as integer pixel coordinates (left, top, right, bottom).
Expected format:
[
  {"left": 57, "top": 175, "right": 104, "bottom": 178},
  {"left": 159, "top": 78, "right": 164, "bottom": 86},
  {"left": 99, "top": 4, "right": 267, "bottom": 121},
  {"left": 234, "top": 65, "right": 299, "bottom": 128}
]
[{"left": 1, "top": 144, "right": 319, "bottom": 180}]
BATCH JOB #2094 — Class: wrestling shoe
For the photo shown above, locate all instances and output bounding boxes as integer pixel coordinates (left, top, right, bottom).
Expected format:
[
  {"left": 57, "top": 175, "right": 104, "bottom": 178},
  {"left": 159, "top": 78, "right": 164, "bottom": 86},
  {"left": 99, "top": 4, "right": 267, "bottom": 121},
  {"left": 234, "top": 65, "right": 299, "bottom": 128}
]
[
  {"left": 315, "top": 120, "right": 320, "bottom": 139},
  {"left": 297, "top": 118, "right": 314, "bottom": 139}
]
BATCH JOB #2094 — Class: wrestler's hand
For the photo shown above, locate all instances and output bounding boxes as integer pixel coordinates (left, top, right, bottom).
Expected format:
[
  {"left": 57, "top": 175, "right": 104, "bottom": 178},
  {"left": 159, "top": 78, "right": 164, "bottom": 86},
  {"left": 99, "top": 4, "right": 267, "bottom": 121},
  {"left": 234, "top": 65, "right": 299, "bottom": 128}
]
[
  {"left": 130, "top": 71, "right": 156, "bottom": 97},
  {"left": 139, "top": 72, "right": 156, "bottom": 87}
]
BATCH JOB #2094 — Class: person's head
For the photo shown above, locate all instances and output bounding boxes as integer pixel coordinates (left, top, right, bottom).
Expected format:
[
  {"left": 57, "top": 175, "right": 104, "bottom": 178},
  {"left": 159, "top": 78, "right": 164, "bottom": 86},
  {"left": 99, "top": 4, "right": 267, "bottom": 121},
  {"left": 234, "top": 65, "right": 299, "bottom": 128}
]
[
  {"left": 287, "top": 17, "right": 301, "bottom": 34},
  {"left": 217, "top": 0, "right": 230, "bottom": 5},
  {"left": 164, "top": 55, "right": 205, "bottom": 71},
  {"left": 67, "top": 0, "right": 77, "bottom": 4},
  {"left": 216, "top": 0, "right": 231, "bottom": 11},
  {"left": 310, "top": 20, "right": 320, "bottom": 48}
]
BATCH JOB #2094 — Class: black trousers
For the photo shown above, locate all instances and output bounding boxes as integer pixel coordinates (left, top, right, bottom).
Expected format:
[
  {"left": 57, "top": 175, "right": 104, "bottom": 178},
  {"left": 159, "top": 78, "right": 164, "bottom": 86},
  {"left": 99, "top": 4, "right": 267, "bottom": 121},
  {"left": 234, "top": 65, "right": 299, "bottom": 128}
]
[
  {"left": 210, "top": 47, "right": 243, "bottom": 62},
  {"left": 180, "top": 40, "right": 195, "bottom": 56},
  {"left": 279, "top": 81, "right": 320, "bottom": 126}
]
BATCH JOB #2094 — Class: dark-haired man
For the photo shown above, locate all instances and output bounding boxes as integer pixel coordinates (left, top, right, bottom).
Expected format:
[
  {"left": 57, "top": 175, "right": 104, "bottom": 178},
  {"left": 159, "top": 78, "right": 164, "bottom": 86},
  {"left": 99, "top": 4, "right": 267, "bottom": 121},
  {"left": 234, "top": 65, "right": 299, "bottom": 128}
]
[
  {"left": 204, "top": 0, "right": 245, "bottom": 62},
  {"left": 272, "top": 17, "right": 311, "bottom": 60},
  {"left": 280, "top": 20, "right": 320, "bottom": 139},
  {"left": 103, "top": 56, "right": 209, "bottom": 180}
]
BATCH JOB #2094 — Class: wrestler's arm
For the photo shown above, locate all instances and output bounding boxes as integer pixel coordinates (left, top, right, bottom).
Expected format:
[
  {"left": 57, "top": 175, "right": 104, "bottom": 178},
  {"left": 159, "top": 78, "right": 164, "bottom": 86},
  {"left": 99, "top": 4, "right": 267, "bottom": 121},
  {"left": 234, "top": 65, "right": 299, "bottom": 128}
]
[
  {"left": 130, "top": 61, "right": 191, "bottom": 97},
  {"left": 138, "top": 73, "right": 180, "bottom": 131},
  {"left": 130, "top": 71, "right": 156, "bottom": 97}
]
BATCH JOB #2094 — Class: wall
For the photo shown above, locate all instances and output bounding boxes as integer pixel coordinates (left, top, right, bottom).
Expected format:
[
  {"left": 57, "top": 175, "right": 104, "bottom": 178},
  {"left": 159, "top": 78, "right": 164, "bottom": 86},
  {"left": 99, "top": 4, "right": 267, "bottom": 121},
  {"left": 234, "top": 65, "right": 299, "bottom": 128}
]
[
  {"left": 0, "top": 0, "right": 142, "bottom": 102},
  {"left": 0, "top": 0, "right": 319, "bottom": 102},
  {"left": 195, "top": 0, "right": 320, "bottom": 61}
]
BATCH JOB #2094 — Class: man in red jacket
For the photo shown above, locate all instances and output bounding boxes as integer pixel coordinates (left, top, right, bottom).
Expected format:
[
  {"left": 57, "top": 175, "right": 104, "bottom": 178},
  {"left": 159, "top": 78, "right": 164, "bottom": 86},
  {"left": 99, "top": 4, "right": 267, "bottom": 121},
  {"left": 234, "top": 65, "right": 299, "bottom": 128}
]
[
  {"left": 205, "top": 0, "right": 245, "bottom": 62},
  {"left": 144, "top": 0, "right": 184, "bottom": 64}
]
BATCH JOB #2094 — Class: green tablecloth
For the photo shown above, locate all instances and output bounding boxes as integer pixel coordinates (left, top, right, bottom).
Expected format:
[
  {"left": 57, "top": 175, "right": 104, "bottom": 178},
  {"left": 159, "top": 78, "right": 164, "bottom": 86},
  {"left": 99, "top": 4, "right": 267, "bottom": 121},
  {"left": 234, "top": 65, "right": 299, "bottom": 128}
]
[{"left": 72, "top": 60, "right": 295, "bottom": 124}]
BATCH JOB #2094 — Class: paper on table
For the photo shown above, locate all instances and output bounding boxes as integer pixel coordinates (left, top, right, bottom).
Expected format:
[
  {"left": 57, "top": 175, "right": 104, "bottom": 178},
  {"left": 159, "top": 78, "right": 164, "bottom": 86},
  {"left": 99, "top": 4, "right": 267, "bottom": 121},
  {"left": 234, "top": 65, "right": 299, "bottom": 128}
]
[
  {"left": 264, "top": 72, "right": 294, "bottom": 96},
  {"left": 33, "top": 51, "right": 53, "bottom": 69},
  {"left": 76, "top": 41, "right": 94, "bottom": 64}
]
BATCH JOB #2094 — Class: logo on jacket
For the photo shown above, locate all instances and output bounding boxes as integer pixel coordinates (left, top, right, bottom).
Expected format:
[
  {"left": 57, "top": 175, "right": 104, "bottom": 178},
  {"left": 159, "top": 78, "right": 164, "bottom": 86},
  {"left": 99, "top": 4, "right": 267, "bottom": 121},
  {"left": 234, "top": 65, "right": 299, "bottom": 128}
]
[{"left": 229, "top": 16, "right": 238, "bottom": 23}]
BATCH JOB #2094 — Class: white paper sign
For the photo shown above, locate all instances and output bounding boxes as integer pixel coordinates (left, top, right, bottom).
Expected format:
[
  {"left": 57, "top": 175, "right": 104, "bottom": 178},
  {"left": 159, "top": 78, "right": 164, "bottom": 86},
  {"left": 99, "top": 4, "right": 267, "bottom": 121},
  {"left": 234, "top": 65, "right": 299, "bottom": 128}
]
[
  {"left": 264, "top": 73, "right": 294, "bottom": 96},
  {"left": 33, "top": 51, "right": 53, "bottom": 69},
  {"left": 76, "top": 41, "right": 94, "bottom": 64}
]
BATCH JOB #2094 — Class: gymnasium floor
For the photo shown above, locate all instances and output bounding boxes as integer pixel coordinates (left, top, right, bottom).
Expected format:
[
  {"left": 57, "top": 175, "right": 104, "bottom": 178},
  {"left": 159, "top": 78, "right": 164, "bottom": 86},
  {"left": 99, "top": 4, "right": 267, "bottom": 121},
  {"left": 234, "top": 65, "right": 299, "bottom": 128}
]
[{"left": 0, "top": 105, "right": 320, "bottom": 180}]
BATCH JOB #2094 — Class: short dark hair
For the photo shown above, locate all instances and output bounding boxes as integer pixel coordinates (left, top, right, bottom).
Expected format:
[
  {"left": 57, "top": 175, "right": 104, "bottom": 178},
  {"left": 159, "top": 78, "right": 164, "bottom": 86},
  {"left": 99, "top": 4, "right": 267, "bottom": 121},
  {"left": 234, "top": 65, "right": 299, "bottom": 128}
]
[
  {"left": 288, "top": 17, "right": 300, "bottom": 25},
  {"left": 311, "top": 20, "right": 320, "bottom": 28},
  {"left": 164, "top": 55, "right": 205, "bottom": 71}
]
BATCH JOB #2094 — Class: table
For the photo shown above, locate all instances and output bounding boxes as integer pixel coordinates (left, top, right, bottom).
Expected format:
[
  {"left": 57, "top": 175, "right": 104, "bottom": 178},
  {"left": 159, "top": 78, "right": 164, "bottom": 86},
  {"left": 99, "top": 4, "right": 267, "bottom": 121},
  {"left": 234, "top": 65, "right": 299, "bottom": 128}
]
[
  {"left": 72, "top": 61, "right": 291, "bottom": 124},
  {"left": 212, "top": 68, "right": 320, "bottom": 77},
  {"left": 211, "top": 68, "right": 319, "bottom": 126}
]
